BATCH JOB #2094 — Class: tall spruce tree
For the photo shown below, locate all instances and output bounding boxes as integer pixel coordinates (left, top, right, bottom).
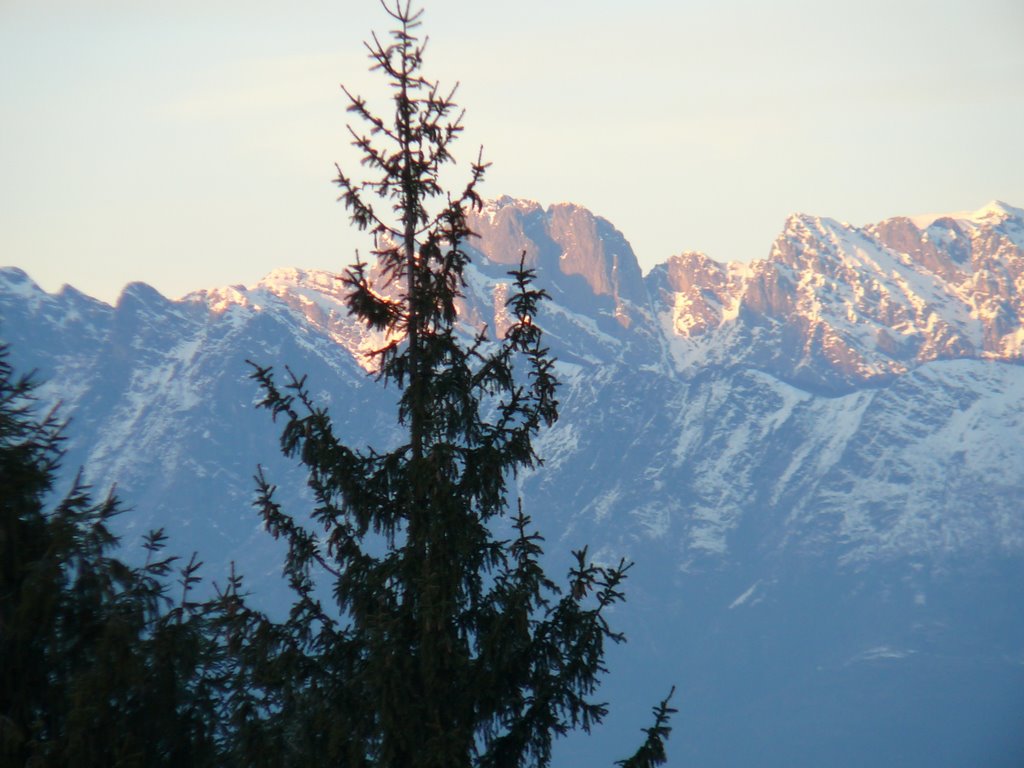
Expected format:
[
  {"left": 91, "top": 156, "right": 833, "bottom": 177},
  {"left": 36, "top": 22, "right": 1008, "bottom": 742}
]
[{"left": 239, "top": 2, "right": 674, "bottom": 766}]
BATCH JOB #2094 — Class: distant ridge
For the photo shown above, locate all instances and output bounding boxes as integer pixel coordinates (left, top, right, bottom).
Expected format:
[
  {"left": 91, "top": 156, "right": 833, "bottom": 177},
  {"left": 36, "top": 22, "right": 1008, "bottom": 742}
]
[{"left": 2, "top": 198, "right": 1023, "bottom": 766}]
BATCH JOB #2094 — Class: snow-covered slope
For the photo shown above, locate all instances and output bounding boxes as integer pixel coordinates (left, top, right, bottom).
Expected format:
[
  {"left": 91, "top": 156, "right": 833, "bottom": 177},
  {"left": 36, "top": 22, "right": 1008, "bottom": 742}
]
[{"left": 2, "top": 198, "right": 1023, "bottom": 767}]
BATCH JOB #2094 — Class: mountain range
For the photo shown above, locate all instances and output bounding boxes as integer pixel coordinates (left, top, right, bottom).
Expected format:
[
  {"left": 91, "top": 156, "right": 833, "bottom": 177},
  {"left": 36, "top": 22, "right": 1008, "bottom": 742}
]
[{"left": 3, "top": 197, "right": 1023, "bottom": 766}]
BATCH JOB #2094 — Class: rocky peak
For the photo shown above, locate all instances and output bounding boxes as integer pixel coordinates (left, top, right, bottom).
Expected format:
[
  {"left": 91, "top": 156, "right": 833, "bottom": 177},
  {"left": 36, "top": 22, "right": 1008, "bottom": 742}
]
[
  {"left": 468, "top": 196, "right": 545, "bottom": 267},
  {"left": 647, "top": 252, "right": 737, "bottom": 339},
  {"left": 465, "top": 197, "right": 646, "bottom": 328},
  {"left": 651, "top": 203, "right": 1024, "bottom": 391},
  {"left": 660, "top": 251, "right": 728, "bottom": 295},
  {"left": 868, "top": 217, "right": 969, "bottom": 278}
]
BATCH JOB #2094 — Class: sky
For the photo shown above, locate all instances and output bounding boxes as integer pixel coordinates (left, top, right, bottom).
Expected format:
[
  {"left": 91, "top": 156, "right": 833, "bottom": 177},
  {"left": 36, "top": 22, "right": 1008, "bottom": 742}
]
[{"left": 2, "top": 0, "right": 1023, "bottom": 305}]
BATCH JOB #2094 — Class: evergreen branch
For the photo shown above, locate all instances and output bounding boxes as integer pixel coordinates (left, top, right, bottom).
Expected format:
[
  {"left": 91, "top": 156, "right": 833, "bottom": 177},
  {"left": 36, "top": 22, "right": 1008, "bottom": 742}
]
[{"left": 615, "top": 687, "right": 677, "bottom": 768}]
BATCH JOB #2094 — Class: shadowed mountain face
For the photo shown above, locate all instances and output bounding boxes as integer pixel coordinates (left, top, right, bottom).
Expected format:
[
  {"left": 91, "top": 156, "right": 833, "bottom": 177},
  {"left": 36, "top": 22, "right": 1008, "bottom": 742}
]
[{"left": 2, "top": 198, "right": 1023, "bottom": 767}]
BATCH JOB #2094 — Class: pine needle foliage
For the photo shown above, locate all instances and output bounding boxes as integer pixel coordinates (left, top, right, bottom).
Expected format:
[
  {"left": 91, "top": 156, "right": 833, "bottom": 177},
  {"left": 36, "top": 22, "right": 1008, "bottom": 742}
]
[
  {"left": 0, "top": 343, "right": 223, "bottom": 767},
  {"left": 239, "top": 3, "right": 674, "bottom": 766}
]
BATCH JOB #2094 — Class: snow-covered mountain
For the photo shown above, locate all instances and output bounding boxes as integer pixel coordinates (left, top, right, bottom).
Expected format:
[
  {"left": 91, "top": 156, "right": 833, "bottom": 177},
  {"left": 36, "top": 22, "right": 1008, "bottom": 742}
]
[
  {"left": 650, "top": 199, "right": 1024, "bottom": 389},
  {"left": 2, "top": 198, "right": 1023, "bottom": 767}
]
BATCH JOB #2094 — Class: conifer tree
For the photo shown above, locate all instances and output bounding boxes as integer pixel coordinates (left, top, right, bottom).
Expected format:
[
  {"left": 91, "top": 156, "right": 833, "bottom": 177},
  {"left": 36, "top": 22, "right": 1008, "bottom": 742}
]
[
  {"left": 0, "top": 343, "right": 223, "bottom": 767},
  {"left": 240, "top": 2, "right": 674, "bottom": 766}
]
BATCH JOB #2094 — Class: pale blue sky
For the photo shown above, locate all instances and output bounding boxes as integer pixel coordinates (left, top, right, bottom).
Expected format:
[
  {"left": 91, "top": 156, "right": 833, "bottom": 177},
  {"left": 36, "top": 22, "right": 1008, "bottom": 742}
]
[{"left": 3, "top": 0, "right": 1023, "bottom": 304}]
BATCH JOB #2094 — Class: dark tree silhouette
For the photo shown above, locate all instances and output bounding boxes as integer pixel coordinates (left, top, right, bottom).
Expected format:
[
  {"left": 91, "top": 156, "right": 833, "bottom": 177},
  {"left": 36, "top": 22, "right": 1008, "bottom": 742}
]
[
  {"left": 0, "top": 342, "right": 223, "bottom": 767},
  {"left": 222, "top": 2, "right": 675, "bottom": 766}
]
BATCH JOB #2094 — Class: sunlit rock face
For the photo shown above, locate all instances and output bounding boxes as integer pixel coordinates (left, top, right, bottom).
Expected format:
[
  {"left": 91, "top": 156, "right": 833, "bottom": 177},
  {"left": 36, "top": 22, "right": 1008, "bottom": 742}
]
[
  {"left": 2, "top": 198, "right": 1023, "bottom": 768},
  {"left": 648, "top": 200, "right": 1024, "bottom": 392},
  {"left": 466, "top": 196, "right": 647, "bottom": 329}
]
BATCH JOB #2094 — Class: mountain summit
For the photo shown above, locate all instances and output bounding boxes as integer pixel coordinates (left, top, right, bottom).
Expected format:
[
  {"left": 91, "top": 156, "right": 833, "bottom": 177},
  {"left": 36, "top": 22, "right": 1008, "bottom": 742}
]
[{"left": 648, "top": 199, "right": 1024, "bottom": 389}]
